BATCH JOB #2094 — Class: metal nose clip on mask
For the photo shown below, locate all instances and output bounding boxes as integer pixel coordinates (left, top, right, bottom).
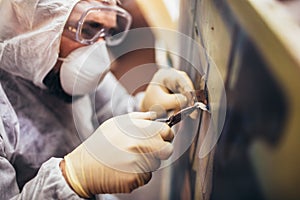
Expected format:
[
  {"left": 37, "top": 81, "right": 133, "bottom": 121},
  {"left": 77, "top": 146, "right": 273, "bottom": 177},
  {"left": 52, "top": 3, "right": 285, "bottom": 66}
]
[{"left": 59, "top": 41, "right": 111, "bottom": 96}]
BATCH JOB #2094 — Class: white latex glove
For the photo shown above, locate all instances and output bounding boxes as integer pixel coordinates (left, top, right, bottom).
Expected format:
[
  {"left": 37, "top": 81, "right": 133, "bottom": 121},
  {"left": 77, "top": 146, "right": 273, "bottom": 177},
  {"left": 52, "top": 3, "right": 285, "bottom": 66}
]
[
  {"left": 61, "top": 112, "right": 174, "bottom": 198},
  {"left": 140, "top": 68, "right": 195, "bottom": 116}
]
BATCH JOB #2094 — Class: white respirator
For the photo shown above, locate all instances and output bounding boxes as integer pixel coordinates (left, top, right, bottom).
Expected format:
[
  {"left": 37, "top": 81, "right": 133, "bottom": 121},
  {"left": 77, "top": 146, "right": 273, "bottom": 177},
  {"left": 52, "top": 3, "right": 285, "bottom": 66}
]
[{"left": 59, "top": 41, "right": 111, "bottom": 96}]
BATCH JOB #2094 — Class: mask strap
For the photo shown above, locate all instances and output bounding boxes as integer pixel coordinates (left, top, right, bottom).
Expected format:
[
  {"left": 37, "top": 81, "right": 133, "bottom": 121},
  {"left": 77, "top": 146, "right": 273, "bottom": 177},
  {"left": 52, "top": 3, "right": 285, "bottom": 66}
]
[
  {"left": 97, "top": 68, "right": 111, "bottom": 85},
  {"left": 58, "top": 57, "right": 67, "bottom": 62}
]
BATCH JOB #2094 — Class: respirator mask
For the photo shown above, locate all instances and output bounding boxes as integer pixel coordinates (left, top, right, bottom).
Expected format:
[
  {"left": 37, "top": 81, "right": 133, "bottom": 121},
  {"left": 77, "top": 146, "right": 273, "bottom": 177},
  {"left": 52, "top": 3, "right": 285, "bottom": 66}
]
[{"left": 59, "top": 41, "right": 111, "bottom": 96}]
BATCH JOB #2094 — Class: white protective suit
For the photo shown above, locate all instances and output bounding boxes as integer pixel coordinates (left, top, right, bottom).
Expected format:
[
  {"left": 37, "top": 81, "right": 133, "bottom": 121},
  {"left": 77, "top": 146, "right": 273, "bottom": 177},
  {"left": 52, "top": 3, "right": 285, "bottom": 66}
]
[{"left": 0, "top": 0, "right": 141, "bottom": 199}]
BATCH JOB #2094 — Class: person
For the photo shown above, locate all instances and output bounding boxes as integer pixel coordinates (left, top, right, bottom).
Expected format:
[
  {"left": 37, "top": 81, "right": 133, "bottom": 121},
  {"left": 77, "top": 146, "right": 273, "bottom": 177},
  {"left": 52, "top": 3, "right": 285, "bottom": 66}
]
[{"left": 0, "top": 0, "right": 195, "bottom": 199}]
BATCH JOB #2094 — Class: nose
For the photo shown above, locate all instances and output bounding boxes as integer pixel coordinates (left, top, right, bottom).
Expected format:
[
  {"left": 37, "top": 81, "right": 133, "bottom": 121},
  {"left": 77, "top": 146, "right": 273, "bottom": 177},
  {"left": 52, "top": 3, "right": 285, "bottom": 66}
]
[
  {"left": 96, "top": 37, "right": 105, "bottom": 43},
  {"left": 102, "top": 11, "right": 117, "bottom": 29},
  {"left": 86, "top": 10, "right": 117, "bottom": 29},
  {"left": 100, "top": 0, "right": 117, "bottom": 6}
]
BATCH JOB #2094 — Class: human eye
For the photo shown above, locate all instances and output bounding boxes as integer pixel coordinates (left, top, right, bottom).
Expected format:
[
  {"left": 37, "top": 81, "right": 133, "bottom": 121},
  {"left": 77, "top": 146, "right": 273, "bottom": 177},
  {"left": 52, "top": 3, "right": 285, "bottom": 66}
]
[{"left": 81, "top": 21, "right": 104, "bottom": 39}]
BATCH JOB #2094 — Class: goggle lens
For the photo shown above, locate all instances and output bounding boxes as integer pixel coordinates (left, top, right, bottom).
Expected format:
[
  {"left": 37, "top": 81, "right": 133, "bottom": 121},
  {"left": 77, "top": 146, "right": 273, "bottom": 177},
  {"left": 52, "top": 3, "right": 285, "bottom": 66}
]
[
  {"left": 80, "top": 11, "right": 105, "bottom": 40},
  {"left": 78, "top": 7, "right": 131, "bottom": 46}
]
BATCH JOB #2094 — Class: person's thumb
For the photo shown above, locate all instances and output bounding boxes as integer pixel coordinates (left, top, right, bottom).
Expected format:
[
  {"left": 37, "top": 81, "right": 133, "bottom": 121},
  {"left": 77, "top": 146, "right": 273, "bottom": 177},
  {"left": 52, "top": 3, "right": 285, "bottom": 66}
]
[
  {"left": 128, "top": 112, "right": 157, "bottom": 120},
  {"left": 155, "top": 142, "right": 174, "bottom": 160},
  {"left": 159, "top": 93, "right": 188, "bottom": 111}
]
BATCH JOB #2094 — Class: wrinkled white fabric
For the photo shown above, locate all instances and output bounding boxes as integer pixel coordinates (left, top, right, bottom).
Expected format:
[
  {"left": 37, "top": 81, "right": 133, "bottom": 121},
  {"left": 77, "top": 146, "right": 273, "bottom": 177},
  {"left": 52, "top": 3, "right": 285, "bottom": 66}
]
[
  {"left": 0, "top": 67, "right": 143, "bottom": 199},
  {"left": 0, "top": 67, "right": 130, "bottom": 199},
  {"left": 60, "top": 41, "right": 111, "bottom": 95},
  {"left": 0, "top": 0, "right": 80, "bottom": 89},
  {"left": 0, "top": 80, "right": 83, "bottom": 199}
]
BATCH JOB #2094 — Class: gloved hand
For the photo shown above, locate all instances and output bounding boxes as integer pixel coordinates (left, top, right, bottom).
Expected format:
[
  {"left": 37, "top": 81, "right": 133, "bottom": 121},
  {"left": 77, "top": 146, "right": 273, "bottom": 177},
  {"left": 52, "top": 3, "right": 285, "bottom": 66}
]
[
  {"left": 60, "top": 112, "right": 174, "bottom": 198},
  {"left": 140, "top": 68, "right": 195, "bottom": 116}
]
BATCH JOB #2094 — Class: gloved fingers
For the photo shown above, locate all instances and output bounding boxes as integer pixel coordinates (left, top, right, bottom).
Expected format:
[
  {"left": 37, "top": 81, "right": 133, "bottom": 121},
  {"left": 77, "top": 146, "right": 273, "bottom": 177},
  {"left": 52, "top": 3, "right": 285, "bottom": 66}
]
[
  {"left": 63, "top": 114, "right": 176, "bottom": 197},
  {"left": 139, "top": 172, "right": 152, "bottom": 185},
  {"left": 156, "top": 122, "right": 174, "bottom": 142},
  {"left": 154, "top": 68, "right": 195, "bottom": 94},
  {"left": 143, "top": 126, "right": 174, "bottom": 160},
  {"left": 140, "top": 69, "right": 194, "bottom": 113},
  {"left": 100, "top": 170, "right": 152, "bottom": 193},
  {"left": 111, "top": 117, "right": 173, "bottom": 141},
  {"left": 174, "top": 70, "right": 195, "bottom": 93},
  {"left": 130, "top": 135, "right": 174, "bottom": 161},
  {"left": 136, "top": 155, "right": 161, "bottom": 172},
  {"left": 128, "top": 111, "right": 157, "bottom": 120},
  {"left": 132, "top": 119, "right": 174, "bottom": 141},
  {"left": 129, "top": 173, "right": 152, "bottom": 192},
  {"left": 135, "top": 139, "right": 173, "bottom": 161},
  {"left": 154, "top": 142, "right": 174, "bottom": 160},
  {"left": 123, "top": 172, "right": 152, "bottom": 193},
  {"left": 156, "top": 92, "right": 188, "bottom": 111},
  {"left": 142, "top": 86, "right": 187, "bottom": 112}
]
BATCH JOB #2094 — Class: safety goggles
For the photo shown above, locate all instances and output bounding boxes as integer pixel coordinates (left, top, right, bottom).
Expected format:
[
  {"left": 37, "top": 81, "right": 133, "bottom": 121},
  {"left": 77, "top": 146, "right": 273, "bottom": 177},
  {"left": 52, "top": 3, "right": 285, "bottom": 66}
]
[{"left": 65, "top": 3, "right": 132, "bottom": 46}]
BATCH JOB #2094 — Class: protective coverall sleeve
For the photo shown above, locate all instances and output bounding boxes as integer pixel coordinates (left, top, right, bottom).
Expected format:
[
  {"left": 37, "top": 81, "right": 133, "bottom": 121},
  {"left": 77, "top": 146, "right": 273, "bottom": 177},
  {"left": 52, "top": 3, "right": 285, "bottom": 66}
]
[
  {"left": 0, "top": 122, "right": 84, "bottom": 199},
  {"left": 0, "top": 120, "right": 19, "bottom": 199},
  {"left": 92, "top": 72, "right": 144, "bottom": 126},
  {"left": 0, "top": 83, "right": 84, "bottom": 200},
  {"left": 16, "top": 158, "right": 84, "bottom": 200}
]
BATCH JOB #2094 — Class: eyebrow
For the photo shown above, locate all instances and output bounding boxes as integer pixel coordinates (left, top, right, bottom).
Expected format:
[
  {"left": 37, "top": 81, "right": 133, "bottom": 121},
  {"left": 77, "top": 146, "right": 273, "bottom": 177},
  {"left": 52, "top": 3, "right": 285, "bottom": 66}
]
[{"left": 94, "top": 0, "right": 119, "bottom": 5}]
